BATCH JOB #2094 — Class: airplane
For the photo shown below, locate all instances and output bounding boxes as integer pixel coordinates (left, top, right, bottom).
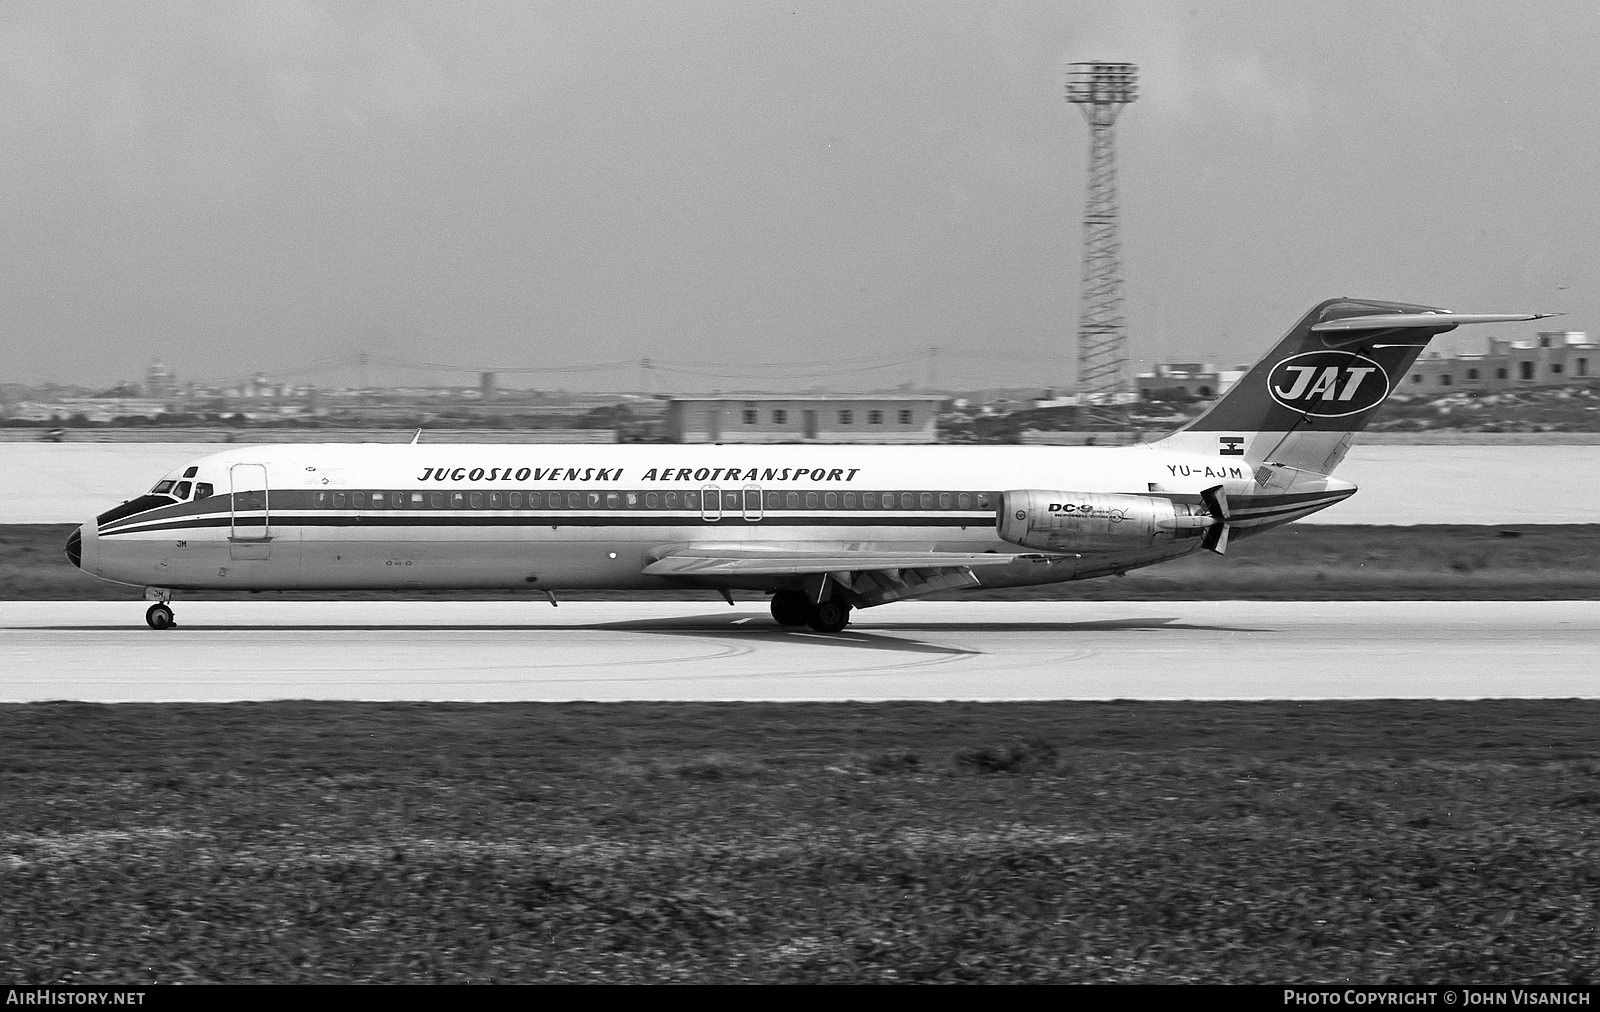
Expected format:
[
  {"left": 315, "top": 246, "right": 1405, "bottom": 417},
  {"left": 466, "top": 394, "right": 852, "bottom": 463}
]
[{"left": 65, "top": 298, "right": 1552, "bottom": 631}]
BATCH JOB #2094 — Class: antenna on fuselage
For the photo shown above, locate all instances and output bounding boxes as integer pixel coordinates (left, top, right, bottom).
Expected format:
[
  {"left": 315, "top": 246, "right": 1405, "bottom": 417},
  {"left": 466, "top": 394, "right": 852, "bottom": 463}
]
[{"left": 410, "top": 429, "right": 422, "bottom": 445}]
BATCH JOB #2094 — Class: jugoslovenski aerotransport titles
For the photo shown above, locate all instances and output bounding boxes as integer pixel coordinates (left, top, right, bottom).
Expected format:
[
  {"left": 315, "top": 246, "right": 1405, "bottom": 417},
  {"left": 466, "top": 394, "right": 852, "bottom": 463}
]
[{"left": 66, "top": 298, "right": 1552, "bottom": 632}]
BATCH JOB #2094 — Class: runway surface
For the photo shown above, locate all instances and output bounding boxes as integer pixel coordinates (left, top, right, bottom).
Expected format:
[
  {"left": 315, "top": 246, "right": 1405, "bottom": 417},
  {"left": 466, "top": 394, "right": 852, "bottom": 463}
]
[
  {"left": 2, "top": 600, "right": 1594, "bottom": 702},
  {"left": 7, "top": 442, "right": 1600, "bottom": 524}
]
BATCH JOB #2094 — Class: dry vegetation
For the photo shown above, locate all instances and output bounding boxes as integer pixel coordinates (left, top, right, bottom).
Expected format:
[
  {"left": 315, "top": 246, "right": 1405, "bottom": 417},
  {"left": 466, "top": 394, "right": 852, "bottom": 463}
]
[
  {"left": 3, "top": 701, "right": 1597, "bottom": 983},
  {"left": 6, "top": 523, "right": 1600, "bottom": 601}
]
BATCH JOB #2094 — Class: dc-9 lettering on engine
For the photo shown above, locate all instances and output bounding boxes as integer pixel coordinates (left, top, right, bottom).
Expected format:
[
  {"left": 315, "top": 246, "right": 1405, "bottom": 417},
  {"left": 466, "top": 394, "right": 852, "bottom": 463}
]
[{"left": 997, "top": 490, "right": 1216, "bottom": 553}]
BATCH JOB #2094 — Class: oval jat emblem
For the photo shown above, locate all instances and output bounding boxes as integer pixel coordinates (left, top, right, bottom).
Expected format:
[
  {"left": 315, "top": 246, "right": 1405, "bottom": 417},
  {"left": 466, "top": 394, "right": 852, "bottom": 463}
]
[{"left": 1266, "top": 351, "right": 1391, "bottom": 418}]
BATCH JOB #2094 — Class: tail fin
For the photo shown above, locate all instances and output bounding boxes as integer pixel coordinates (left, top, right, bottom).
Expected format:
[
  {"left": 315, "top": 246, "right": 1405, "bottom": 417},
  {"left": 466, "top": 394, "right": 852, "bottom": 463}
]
[{"left": 1148, "top": 298, "right": 1552, "bottom": 474}]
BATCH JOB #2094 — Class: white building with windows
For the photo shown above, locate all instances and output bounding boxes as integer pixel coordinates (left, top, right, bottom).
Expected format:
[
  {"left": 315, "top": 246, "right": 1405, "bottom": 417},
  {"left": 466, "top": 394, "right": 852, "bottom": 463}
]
[
  {"left": 665, "top": 396, "right": 942, "bottom": 443},
  {"left": 1403, "top": 332, "right": 1596, "bottom": 394}
]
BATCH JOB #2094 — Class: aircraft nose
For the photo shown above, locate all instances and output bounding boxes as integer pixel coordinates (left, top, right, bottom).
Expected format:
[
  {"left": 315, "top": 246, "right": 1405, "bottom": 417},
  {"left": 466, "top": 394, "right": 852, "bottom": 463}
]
[{"left": 65, "top": 526, "right": 83, "bottom": 569}]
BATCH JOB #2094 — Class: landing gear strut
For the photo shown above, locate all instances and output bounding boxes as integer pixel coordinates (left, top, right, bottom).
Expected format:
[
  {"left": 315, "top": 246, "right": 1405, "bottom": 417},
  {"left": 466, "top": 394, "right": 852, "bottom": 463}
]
[{"left": 146, "top": 603, "right": 175, "bottom": 630}]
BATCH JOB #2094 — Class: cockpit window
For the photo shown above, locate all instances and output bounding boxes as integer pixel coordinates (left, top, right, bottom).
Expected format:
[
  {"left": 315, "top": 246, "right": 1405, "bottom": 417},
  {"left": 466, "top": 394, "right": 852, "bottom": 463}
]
[
  {"left": 151, "top": 480, "right": 176, "bottom": 495},
  {"left": 173, "top": 481, "right": 193, "bottom": 499},
  {"left": 183, "top": 466, "right": 199, "bottom": 478},
  {"left": 195, "top": 483, "right": 214, "bottom": 500}
]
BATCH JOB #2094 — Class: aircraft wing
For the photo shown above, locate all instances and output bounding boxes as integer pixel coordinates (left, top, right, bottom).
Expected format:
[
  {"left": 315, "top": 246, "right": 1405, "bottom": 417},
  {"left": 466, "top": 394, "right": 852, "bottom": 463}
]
[
  {"left": 641, "top": 545, "right": 1056, "bottom": 577},
  {"left": 642, "top": 544, "right": 1070, "bottom": 607}
]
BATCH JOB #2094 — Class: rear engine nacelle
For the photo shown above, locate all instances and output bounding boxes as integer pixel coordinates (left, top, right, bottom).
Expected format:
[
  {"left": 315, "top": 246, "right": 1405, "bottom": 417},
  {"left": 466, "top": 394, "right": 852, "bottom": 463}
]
[{"left": 997, "top": 490, "right": 1215, "bottom": 553}]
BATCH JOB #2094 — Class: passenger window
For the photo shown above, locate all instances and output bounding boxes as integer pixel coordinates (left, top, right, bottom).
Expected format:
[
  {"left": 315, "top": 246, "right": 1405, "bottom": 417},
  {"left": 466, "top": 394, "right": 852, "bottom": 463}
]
[
  {"left": 314, "top": 492, "right": 330, "bottom": 508},
  {"left": 353, "top": 492, "right": 366, "bottom": 508},
  {"left": 883, "top": 493, "right": 896, "bottom": 509},
  {"left": 939, "top": 493, "right": 951, "bottom": 509},
  {"left": 664, "top": 491, "right": 679, "bottom": 508},
  {"left": 334, "top": 492, "right": 347, "bottom": 508},
  {"left": 684, "top": 491, "right": 700, "bottom": 510},
  {"left": 804, "top": 492, "right": 819, "bottom": 509},
  {"left": 606, "top": 492, "right": 619, "bottom": 508},
  {"left": 450, "top": 492, "right": 465, "bottom": 508},
  {"left": 469, "top": 492, "right": 483, "bottom": 508},
  {"left": 626, "top": 493, "right": 639, "bottom": 508},
  {"left": 569, "top": 492, "right": 582, "bottom": 508},
  {"left": 411, "top": 493, "right": 425, "bottom": 506},
  {"left": 195, "top": 483, "right": 213, "bottom": 500},
  {"left": 863, "top": 492, "right": 876, "bottom": 508},
  {"left": 645, "top": 492, "right": 658, "bottom": 508},
  {"left": 902, "top": 493, "right": 915, "bottom": 509},
  {"left": 920, "top": 493, "right": 933, "bottom": 509},
  {"left": 430, "top": 493, "right": 444, "bottom": 508},
  {"left": 509, "top": 492, "right": 522, "bottom": 508},
  {"left": 786, "top": 492, "right": 799, "bottom": 509},
  {"left": 548, "top": 493, "right": 562, "bottom": 509},
  {"left": 824, "top": 492, "right": 837, "bottom": 508},
  {"left": 976, "top": 493, "right": 991, "bottom": 509},
  {"left": 371, "top": 492, "right": 385, "bottom": 507},
  {"left": 958, "top": 493, "right": 971, "bottom": 509},
  {"left": 723, "top": 490, "right": 739, "bottom": 510},
  {"left": 587, "top": 492, "right": 601, "bottom": 508},
  {"left": 489, "top": 492, "right": 503, "bottom": 509},
  {"left": 173, "top": 481, "right": 193, "bottom": 499},
  {"left": 843, "top": 492, "right": 856, "bottom": 508}
]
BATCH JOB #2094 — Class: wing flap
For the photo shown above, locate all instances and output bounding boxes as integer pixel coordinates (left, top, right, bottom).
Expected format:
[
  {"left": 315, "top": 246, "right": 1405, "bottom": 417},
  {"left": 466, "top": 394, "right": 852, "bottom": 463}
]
[{"left": 641, "top": 546, "right": 1054, "bottom": 578}]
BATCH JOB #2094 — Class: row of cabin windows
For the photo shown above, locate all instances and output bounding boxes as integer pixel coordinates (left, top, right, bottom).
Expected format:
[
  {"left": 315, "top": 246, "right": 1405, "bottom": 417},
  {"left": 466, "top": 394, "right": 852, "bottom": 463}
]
[
  {"left": 311, "top": 489, "right": 995, "bottom": 511},
  {"left": 1411, "top": 359, "right": 1590, "bottom": 385},
  {"left": 739, "top": 408, "right": 915, "bottom": 425}
]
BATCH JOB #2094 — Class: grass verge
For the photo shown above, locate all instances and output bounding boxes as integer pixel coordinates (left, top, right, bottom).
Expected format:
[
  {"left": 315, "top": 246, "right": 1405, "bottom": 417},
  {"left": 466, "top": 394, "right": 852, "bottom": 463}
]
[
  {"left": 2, "top": 701, "right": 1597, "bottom": 983},
  {"left": 6, "top": 523, "right": 1600, "bottom": 601}
]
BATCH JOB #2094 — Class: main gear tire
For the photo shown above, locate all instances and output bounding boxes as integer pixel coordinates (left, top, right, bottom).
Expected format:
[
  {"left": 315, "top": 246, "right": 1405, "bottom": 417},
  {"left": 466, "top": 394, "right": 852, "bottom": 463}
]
[
  {"left": 770, "top": 591, "right": 811, "bottom": 627},
  {"left": 146, "top": 603, "right": 175, "bottom": 630},
  {"left": 807, "top": 600, "right": 851, "bottom": 633}
]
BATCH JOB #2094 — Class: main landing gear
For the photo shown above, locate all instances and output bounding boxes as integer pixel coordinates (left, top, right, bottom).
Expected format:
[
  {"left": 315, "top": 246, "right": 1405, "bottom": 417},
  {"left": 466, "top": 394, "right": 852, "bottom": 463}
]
[{"left": 770, "top": 590, "right": 852, "bottom": 633}]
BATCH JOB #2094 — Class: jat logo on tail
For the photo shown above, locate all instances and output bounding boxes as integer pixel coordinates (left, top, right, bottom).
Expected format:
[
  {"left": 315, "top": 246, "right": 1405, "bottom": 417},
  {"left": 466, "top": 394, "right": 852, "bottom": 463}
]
[{"left": 1266, "top": 351, "right": 1391, "bottom": 418}]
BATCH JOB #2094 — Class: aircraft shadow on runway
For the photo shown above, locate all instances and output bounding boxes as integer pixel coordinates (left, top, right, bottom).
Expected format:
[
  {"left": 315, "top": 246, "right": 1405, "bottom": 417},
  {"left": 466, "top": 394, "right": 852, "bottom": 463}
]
[
  {"left": 29, "top": 615, "right": 1272, "bottom": 650},
  {"left": 583, "top": 613, "right": 1276, "bottom": 654}
]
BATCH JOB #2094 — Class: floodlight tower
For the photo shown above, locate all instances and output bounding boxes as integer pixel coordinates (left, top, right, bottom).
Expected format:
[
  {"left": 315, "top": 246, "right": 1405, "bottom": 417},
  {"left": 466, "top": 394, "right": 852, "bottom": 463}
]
[{"left": 1066, "top": 61, "right": 1138, "bottom": 429}]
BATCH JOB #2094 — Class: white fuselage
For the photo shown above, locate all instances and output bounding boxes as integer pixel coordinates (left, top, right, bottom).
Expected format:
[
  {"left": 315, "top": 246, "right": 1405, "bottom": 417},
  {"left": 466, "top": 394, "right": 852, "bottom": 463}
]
[{"left": 76, "top": 441, "right": 1349, "bottom": 597}]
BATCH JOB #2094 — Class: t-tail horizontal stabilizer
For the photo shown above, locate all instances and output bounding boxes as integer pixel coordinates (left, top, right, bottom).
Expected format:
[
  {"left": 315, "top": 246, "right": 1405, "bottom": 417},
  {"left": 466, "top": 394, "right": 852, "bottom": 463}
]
[
  {"left": 1200, "top": 484, "right": 1233, "bottom": 555},
  {"left": 1309, "top": 312, "right": 1558, "bottom": 333},
  {"left": 1149, "top": 298, "right": 1555, "bottom": 476}
]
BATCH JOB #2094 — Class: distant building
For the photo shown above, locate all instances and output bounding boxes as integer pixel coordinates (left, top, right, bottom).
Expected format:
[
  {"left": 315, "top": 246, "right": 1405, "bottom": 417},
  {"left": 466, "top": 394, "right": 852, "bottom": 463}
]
[
  {"left": 665, "top": 397, "right": 942, "bottom": 443},
  {"left": 144, "top": 361, "right": 178, "bottom": 398},
  {"left": 1135, "top": 363, "right": 1246, "bottom": 401},
  {"left": 1403, "top": 332, "right": 1596, "bottom": 394}
]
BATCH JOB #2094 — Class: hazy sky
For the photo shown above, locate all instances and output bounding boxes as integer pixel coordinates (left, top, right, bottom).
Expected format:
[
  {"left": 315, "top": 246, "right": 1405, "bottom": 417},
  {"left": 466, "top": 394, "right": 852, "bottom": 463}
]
[{"left": 2, "top": 1, "right": 1596, "bottom": 391}]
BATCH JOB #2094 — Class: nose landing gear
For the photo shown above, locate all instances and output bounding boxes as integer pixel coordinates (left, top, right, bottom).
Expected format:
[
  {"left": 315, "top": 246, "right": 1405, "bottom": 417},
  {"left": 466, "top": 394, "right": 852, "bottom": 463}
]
[{"left": 144, "top": 588, "right": 176, "bottom": 630}]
